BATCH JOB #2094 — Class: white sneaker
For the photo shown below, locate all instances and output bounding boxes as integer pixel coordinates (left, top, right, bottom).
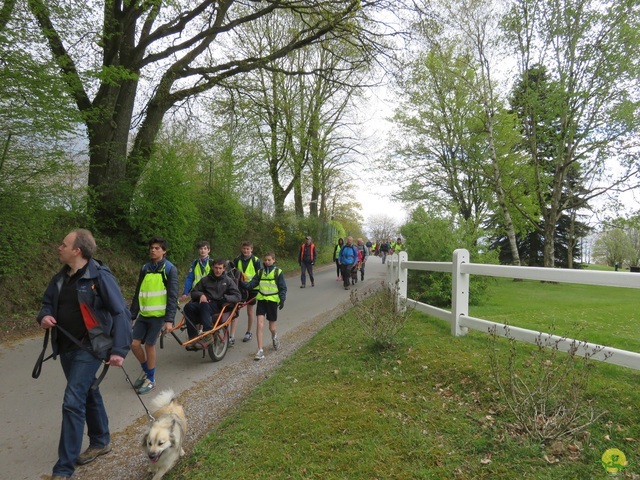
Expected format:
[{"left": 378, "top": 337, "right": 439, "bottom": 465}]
[
  {"left": 254, "top": 349, "right": 264, "bottom": 361},
  {"left": 273, "top": 335, "right": 280, "bottom": 351}
]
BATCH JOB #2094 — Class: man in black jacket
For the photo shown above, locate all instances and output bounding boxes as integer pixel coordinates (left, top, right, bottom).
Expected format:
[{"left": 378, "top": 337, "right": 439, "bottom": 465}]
[{"left": 183, "top": 258, "right": 242, "bottom": 347}]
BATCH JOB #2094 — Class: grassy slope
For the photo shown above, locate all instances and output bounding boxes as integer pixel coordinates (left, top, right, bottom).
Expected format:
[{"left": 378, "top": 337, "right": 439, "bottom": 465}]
[{"left": 170, "top": 276, "right": 640, "bottom": 479}]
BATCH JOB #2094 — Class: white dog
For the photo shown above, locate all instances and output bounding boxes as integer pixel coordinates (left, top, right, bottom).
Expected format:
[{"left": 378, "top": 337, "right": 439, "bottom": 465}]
[{"left": 142, "top": 389, "right": 187, "bottom": 480}]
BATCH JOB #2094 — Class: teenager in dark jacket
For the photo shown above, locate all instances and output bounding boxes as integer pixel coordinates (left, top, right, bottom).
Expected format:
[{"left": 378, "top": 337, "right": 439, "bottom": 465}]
[{"left": 184, "top": 258, "right": 242, "bottom": 348}]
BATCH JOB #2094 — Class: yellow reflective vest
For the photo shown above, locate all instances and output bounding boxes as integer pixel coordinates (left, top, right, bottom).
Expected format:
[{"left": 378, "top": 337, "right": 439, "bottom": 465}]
[
  {"left": 257, "top": 268, "right": 281, "bottom": 303},
  {"left": 193, "top": 260, "right": 211, "bottom": 287},
  {"left": 237, "top": 256, "right": 258, "bottom": 279},
  {"left": 138, "top": 266, "right": 168, "bottom": 317}
]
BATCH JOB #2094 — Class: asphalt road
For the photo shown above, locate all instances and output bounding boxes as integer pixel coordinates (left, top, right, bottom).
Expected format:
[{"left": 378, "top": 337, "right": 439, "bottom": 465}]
[{"left": 0, "top": 257, "right": 387, "bottom": 480}]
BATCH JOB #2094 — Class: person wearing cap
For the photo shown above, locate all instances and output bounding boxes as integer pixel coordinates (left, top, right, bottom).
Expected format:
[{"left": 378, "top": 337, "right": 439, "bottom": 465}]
[{"left": 298, "top": 236, "right": 316, "bottom": 288}]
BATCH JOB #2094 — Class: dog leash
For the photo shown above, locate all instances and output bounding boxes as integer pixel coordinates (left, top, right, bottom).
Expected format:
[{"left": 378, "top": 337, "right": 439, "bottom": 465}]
[
  {"left": 120, "top": 365, "right": 155, "bottom": 422},
  {"left": 32, "top": 325, "right": 110, "bottom": 390}
]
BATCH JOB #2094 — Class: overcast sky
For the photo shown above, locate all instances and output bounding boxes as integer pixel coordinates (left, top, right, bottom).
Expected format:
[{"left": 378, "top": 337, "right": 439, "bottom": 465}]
[{"left": 355, "top": 84, "right": 410, "bottom": 230}]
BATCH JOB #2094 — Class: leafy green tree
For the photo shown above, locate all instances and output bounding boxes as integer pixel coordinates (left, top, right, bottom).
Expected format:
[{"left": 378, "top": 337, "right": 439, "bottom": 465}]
[
  {"left": 392, "top": 3, "right": 529, "bottom": 264},
  {"left": 401, "top": 207, "right": 496, "bottom": 306},
  {"left": 22, "top": 0, "right": 392, "bottom": 230},
  {"left": 413, "top": 0, "right": 528, "bottom": 267},
  {"left": 624, "top": 226, "right": 640, "bottom": 268},
  {"left": 391, "top": 45, "right": 491, "bottom": 235},
  {"left": 221, "top": 9, "right": 374, "bottom": 219},
  {"left": 592, "top": 228, "right": 634, "bottom": 268},
  {"left": 1, "top": 17, "right": 87, "bottom": 276},
  {"left": 129, "top": 136, "right": 200, "bottom": 263},
  {"left": 503, "top": 0, "right": 640, "bottom": 267}
]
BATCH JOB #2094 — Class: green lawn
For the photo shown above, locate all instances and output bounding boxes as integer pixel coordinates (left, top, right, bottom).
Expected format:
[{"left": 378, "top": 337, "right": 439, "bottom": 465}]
[
  {"left": 470, "top": 277, "right": 640, "bottom": 354},
  {"left": 170, "top": 278, "right": 640, "bottom": 479}
]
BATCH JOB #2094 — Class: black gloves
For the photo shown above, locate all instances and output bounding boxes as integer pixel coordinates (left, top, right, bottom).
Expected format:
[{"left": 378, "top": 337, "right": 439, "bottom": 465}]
[{"left": 279, "top": 300, "right": 285, "bottom": 310}]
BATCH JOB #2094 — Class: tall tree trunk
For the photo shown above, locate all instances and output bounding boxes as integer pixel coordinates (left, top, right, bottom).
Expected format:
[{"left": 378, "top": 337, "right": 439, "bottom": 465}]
[
  {"left": 486, "top": 116, "right": 522, "bottom": 267},
  {"left": 542, "top": 174, "right": 565, "bottom": 268},
  {"left": 567, "top": 207, "right": 576, "bottom": 269}
]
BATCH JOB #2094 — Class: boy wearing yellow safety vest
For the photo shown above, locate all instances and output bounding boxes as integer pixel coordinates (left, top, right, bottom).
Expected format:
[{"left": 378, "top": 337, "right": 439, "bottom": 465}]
[
  {"left": 241, "top": 252, "right": 287, "bottom": 361},
  {"left": 130, "top": 237, "right": 179, "bottom": 394},
  {"left": 231, "top": 241, "right": 262, "bottom": 346},
  {"left": 390, "top": 237, "right": 403, "bottom": 255},
  {"left": 180, "top": 240, "right": 212, "bottom": 301}
]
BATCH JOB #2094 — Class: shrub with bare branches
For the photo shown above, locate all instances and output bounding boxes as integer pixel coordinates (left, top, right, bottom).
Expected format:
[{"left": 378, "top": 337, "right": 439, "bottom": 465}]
[
  {"left": 488, "top": 325, "right": 609, "bottom": 442},
  {"left": 350, "top": 281, "right": 413, "bottom": 348}
]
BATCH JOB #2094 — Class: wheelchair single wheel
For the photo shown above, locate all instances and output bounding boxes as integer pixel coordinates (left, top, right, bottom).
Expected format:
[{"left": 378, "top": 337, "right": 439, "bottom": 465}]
[{"left": 207, "top": 324, "right": 229, "bottom": 362}]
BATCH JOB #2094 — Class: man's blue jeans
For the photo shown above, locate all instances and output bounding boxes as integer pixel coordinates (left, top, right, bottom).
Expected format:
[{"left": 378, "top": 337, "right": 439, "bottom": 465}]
[{"left": 54, "top": 349, "right": 110, "bottom": 477}]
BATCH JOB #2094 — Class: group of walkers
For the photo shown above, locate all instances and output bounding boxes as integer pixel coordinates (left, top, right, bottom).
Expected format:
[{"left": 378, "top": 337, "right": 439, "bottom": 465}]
[
  {"left": 365, "top": 237, "right": 404, "bottom": 264},
  {"left": 180, "top": 240, "right": 286, "bottom": 362},
  {"left": 329, "top": 235, "right": 402, "bottom": 290},
  {"left": 36, "top": 229, "right": 286, "bottom": 479},
  {"left": 36, "top": 228, "right": 401, "bottom": 479}
]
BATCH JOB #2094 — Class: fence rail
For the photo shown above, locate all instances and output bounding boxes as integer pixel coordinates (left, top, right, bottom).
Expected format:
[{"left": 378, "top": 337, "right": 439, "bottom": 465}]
[{"left": 386, "top": 249, "right": 640, "bottom": 370}]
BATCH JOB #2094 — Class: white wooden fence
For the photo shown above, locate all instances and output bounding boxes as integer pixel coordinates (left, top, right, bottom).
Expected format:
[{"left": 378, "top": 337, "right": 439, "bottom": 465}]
[{"left": 386, "top": 249, "right": 640, "bottom": 370}]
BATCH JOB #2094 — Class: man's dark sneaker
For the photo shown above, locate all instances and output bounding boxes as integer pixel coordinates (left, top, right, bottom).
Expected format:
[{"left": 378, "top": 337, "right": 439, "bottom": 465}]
[
  {"left": 242, "top": 332, "right": 252, "bottom": 342},
  {"left": 76, "top": 444, "right": 112, "bottom": 465}
]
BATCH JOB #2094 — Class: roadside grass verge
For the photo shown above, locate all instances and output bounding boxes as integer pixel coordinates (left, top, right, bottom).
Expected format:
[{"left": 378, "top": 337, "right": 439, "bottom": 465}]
[{"left": 171, "top": 277, "right": 640, "bottom": 479}]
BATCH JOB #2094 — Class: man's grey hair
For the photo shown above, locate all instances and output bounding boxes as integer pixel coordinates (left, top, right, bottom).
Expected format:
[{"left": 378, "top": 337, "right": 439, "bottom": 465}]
[{"left": 72, "top": 229, "right": 97, "bottom": 259}]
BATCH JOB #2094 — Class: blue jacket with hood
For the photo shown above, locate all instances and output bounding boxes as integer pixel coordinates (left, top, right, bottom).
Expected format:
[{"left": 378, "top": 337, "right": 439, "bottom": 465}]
[{"left": 37, "top": 258, "right": 132, "bottom": 359}]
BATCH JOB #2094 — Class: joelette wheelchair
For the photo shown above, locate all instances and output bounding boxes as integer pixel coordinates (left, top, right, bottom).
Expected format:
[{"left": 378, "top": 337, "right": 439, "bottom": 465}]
[{"left": 161, "top": 263, "right": 254, "bottom": 362}]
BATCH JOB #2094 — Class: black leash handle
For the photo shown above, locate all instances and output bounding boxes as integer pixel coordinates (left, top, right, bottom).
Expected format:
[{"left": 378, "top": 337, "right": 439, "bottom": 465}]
[
  {"left": 32, "top": 325, "right": 109, "bottom": 390},
  {"left": 32, "top": 327, "right": 154, "bottom": 422},
  {"left": 32, "top": 329, "right": 54, "bottom": 379}
]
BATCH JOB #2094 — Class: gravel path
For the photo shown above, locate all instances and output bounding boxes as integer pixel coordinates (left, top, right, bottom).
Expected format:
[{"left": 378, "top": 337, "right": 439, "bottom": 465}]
[{"left": 70, "top": 301, "right": 353, "bottom": 480}]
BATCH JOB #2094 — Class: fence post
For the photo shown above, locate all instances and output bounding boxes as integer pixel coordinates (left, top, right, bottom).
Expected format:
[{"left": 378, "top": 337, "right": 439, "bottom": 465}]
[
  {"left": 397, "top": 251, "right": 408, "bottom": 310},
  {"left": 386, "top": 251, "right": 408, "bottom": 311},
  {"left": 386, "top": 253, "right": 394, "bottom": 287},
  {"left": 451, "top": 249, "right": 469, "bottom": 336}
]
